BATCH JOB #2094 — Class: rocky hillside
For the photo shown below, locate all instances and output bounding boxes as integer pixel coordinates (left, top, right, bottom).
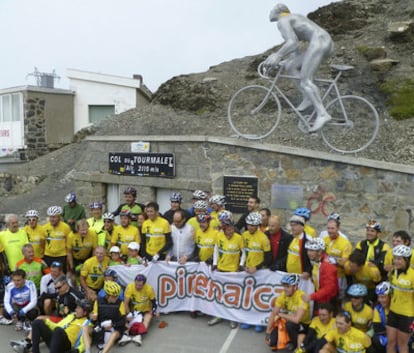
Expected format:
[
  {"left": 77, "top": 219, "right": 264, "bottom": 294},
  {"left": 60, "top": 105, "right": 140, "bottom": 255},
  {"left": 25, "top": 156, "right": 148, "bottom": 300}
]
[{"left": 1, "top": 0, "right": 414, "bottom": 217}]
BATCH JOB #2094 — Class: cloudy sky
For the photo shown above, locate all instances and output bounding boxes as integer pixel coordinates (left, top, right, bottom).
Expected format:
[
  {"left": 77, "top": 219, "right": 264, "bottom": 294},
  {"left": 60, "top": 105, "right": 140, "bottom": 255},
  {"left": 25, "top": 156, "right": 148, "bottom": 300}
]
[{"left": 0, "top": 0, "right": 337, "bottom": 92}]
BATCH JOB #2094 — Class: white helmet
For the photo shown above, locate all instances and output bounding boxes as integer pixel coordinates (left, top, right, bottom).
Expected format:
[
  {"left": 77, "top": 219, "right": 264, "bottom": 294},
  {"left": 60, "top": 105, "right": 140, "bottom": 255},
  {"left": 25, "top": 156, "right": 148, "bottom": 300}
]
[
  {"left": 305, "top": 238, "right": 326, "bottom": 251},
  {"left": 25, "top": 210, "right": 39, "bottom": 218},
  {"left": 375, "top": 281, "right": 391, "bottom": 296},
  {"left": 193, "top": 200, "right": 208, "bottom": 210},
  {"left": 47, "top": 206, "right": 62, "bottom": 216},
  {"left": 218, "top": 210, "right": 233, "bottom": 222},
  {"left": 393, "top": 245, "right": 412, "bottom": 258},
  {"left": 246, "top": 212, "right": 262, "bottom": 226},
  {"left": 103, "top": 212, "right": 115, "bottom": 221},
  {"left": 209, "top": 195, "right": 226, "bottom": 206},
  {"left": 192, "top": 190, "right": 207, "bottom": 200}
]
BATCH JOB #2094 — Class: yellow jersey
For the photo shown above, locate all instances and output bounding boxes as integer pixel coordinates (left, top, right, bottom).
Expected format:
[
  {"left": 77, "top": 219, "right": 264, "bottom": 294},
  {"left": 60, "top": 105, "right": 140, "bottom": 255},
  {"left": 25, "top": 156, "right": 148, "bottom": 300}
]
[
  {"left": 274, "top": 288, "right": 311, "bottom": 325},
  {"left": 142, "top": 216, "right": 171, "bottom": 256},
  {"left": 24, "top": 224, "right": 45, "bottom": 258},
  {"left": 343, "top": 301, "right": 373, "bottom": 332},
  {"left": 196, "top": 226, "right": 219, "bottom": 262},
  {"left": 111, "top": 224, "right": 140, "bottom": 255},
  {"left": 216, "top": 231, "right": 244, "bottom": 272},
  {"left": 286, "top": 234, "right": 311, "bottom": 274},
  {"left": 80, "top": 256, "right": 109, "bottom": 290},
  {"left": 187, "top": 216, "right": 219, "bottom": 233},
  {"left": 0, "top": 229, "right": 29, "bottom": 270},
  {"left": 67, "top": 229, "right": 98, "bottom": 260},
  {"left": 243, "top": 229, "right": 271, "bottom": 268},
  {"left": 124, "top": 282, "right": 155, "bottom": 313},
  {"left": 304, "top": 224, "right": 317, "bottom": 238},
  {"left": 344, "top": 261, "right": 381, "bottom": 289},
  {"left": 323, "top": 234, "right": 352, "bottom": 278},
  {"left": 309, "top": 316, "right": 336, "bottom": 338},
  {"left": 43, "top": 221, "right": 71, "bottom": 257},
  {"left": 324, "top": 326, "right": 371, "bottom": 353},
  {"left": 389, "top": 267, "right": 414, "bottom": 316},
  {"left": 45, "top": 314, "right": 90, "bottom": 349},
  {"left": 384, "top": 249, "right": 414, "bottom": 270}
]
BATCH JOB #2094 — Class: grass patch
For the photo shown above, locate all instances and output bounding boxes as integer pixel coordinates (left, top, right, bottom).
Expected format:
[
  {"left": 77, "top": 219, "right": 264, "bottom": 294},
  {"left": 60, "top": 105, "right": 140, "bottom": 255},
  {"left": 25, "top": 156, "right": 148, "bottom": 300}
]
[{"left": 380, "top": 79, "right": 414, "bottom": 120}]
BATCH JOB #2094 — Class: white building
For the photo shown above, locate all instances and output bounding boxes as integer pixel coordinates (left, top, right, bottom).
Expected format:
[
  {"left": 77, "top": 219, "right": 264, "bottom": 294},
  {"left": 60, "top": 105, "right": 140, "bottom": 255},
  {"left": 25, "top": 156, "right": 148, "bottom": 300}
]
[{"left": 67, "top": 69, "right": 152, "bottom": 132}]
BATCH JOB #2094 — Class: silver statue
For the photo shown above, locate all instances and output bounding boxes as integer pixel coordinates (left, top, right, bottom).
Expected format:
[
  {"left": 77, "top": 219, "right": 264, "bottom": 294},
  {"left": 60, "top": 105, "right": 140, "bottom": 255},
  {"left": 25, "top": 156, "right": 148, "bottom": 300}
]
[{"left": 264, "top": 4, "right": 334, "bottom": 132}]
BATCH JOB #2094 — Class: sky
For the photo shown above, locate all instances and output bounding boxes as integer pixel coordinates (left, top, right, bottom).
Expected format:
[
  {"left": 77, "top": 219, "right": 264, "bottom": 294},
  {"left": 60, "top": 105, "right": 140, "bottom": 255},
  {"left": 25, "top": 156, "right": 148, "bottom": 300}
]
[{"left": 0, "top": 0, "right": 337, "bottom": 92}]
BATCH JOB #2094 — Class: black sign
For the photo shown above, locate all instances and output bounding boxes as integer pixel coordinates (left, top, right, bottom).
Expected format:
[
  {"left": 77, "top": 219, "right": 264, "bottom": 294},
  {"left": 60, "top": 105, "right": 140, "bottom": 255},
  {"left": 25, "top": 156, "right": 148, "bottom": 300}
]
[
  {"left": 223, "top": 176, "right": 258, "bottom": 213},
  {"left": 109, "top": 152, "right": 175, "bottom": 178}
]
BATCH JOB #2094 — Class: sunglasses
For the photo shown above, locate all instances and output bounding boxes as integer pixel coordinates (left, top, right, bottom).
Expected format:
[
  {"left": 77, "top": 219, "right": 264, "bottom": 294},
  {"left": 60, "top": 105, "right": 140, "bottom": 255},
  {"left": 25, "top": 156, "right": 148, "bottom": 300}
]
[{"left": 55, "top": 285, "right": 63, "bottom": 290}]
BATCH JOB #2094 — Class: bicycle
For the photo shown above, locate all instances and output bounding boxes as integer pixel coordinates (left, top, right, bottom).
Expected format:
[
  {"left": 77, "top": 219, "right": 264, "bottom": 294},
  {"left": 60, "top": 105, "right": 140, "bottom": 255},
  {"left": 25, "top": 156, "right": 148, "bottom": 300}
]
[{"left": 227, "top": 62, "right": 379, "bottom": 154}]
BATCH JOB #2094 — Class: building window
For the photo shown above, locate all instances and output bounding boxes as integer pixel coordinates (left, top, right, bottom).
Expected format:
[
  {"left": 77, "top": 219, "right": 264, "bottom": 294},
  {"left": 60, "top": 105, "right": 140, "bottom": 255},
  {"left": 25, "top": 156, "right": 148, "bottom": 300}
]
[
  {"left": 88, "top": 105, "right": 115, "bottom": 124},
  {"left": 0, "top": 93, "right": 22, "bottom": 122}
]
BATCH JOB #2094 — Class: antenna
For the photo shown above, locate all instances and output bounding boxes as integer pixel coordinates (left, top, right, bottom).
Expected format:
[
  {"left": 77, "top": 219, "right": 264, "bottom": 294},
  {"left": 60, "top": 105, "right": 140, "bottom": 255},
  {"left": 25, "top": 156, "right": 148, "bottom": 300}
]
[{"left": 26, "top": 67, "right": 60, "bottom": 88}]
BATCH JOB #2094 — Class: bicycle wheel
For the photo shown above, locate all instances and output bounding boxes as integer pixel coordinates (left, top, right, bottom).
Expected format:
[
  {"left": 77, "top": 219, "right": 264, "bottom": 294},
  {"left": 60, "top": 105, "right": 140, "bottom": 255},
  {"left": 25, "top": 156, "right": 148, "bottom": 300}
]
[
  {"left": 321, "top": 95, "right": 379, "bottom": 153},
  {"left": 227, "top": 85, "right": 281, "bottom": 140}
]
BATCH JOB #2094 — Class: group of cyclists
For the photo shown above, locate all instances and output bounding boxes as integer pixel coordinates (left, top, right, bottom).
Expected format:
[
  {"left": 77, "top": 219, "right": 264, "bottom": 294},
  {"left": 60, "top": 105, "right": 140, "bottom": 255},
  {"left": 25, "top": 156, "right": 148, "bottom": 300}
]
[{"left": 0, "top": 186, "right": 412, "bottom": 353}]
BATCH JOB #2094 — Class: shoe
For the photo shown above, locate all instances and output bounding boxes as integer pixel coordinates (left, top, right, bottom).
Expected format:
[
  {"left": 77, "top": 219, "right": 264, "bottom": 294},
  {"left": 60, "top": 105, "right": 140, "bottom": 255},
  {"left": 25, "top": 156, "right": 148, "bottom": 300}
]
[
  {"left": 132, "top": 334, "right": 142, "bottom": 346},
  {"left": 15, "top": 321, "right": 24, "bottom": 331},
  {"left": 255, "top": 325, "right": 264, "bottom": 333},
  {"left": 240, "top": 323, "right": 251, "bottom": 329},
  {"left": 229, "top": 321, "right": 238, "bottom": 329},
  {"left": 286, "top": 342, "right": 296, "bottom": 351},
  {"left": 0, "top": 316, "right": 13, "bottom": 325},
  {"left": 118, "top": 334, "right": 131, "bottom": 346},
  {"left": 10, "top": 340, "right": 31, "bottom": 353},
  {"left": 208, "top": 317, "right": 223, "bottom": 326},
  {"left": 308, "top": 115, "right": 332, "bottom": 132}
]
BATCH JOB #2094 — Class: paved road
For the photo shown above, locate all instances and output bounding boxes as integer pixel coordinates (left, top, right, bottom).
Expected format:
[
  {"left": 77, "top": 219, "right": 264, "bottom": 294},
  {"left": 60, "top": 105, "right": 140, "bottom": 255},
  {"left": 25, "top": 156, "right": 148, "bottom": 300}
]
[{"left": 2, "top": 312, "right": 287, "bottom": 353}]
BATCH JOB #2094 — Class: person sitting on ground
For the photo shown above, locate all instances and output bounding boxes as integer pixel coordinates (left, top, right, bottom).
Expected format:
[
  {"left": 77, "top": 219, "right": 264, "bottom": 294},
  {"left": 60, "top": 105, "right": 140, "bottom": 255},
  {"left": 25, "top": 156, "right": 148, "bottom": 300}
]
[
  {"left": 38, "top": 261, "right": 64, "bottom": 315},
  {"left": 265, "top": 273, "right": 311, "bottom": 351},
  {"left": 343, "top": 283, "right": 373, "bottom": 333},
  {"left": 98, "top": 269, "right": 124, "bottom": 300},
  {"left": 83, "top": 281, "right": 126, "bottom": 353},
  {"left": 319, "top": 310, "right": 371, "bottom": 353}
]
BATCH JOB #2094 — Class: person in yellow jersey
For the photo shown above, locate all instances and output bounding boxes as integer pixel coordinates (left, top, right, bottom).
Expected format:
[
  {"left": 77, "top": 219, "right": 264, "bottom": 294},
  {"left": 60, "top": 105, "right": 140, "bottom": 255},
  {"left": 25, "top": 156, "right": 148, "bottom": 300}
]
[
  {"left": 123, "top": 274, "right": 158, "bottom": 347},
  {"left": 67, "top": 219, "right": 98, "bottom": 285},
  {"left": 101, "top": 212, "right": 116, "bottom": 250},
  {"left": 208, "top": 194, "right": 226, "bottom": 225},
  {"left": 87, "top": 201, "right": 105, "bottom": 242},
  {"left": 24, "top": 210, "right": 45, "bottom": 258},
  {"left": 194, "top": 213, "right": 219, "bottom": 264},
  {"left": 384, "top": 230, "right": 414, "bottom": 273},
  {"left": 386, "top": 245, "right": 414, "bottom": 353},
  {"left": 111, "top": 187, "right": 143, "bottom": 228},
  {"left": 265, "top": 274, "right": 311, "bottom": 351},
  {"left": 187, "top": 200, "right": 219, "bottom": 233},
  {"left": 319, "top": 310, "right": 371, "bottom": 353},
  {"left": 43, "top": 206, "right": 71, "bottom": 272},
  {"left": 344, "top": 250, "right": 381, "bottom": 302},
  {"left": 208, "top": 218, "right": 245, "bottom": 329},
  {"left": 0, "top": 214, "right": 28, "bottom": 273},
  {"left": 320, "top": 212, "right": 352, "bottom": 303},
  {"left": 240, "top": 212, "right": 271, "bottom": 332},
  {"left": 295, "top": 302, "right": 336, "bottom": 353},
  {"left": 293, "top": 208, "right": 316, "bottom": 238},
  {"left": 343, "top": 284, "right": 373, "bottom": 333},
  {"left": 286, "top": 215, "right": 312, "bottom": 280},
  {"left": 110, "top": 211, "right": 140, "bottom": 259},
  {"left": 141, "top": 202, "right": 171, "bottom": 261},
  {"left": 10, "top": 298, "right": 93, "bottom": 353},
  {"left": 80, "top": 246, "right": 109, "bottom": 302}
]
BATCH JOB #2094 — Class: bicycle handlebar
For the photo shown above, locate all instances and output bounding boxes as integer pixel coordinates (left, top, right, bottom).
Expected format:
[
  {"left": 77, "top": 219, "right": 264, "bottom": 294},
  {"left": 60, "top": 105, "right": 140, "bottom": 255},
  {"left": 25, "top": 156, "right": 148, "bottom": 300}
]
[{"left": 257, "top": 61, "right": 282, "bottom": 80}]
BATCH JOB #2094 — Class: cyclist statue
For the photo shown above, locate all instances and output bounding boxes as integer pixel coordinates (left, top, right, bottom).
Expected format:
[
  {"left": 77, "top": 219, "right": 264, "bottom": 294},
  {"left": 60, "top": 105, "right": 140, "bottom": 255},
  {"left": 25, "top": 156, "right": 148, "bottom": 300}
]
[{"left": 263, "top": 3, "right": 334, "bottom": 132}]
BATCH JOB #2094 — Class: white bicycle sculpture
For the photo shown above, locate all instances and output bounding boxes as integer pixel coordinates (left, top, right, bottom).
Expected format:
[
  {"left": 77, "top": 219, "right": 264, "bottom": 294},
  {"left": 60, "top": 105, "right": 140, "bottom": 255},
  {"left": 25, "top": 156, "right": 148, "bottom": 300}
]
[{"left": 227, "top": 62, "right": 379, "bottom": 154}]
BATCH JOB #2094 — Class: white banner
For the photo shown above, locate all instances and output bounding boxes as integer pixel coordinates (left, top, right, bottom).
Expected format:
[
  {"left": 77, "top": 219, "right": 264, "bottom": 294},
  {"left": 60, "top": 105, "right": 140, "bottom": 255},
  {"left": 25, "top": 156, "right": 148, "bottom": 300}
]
[{"left": 112, "top": 262, "right": 314, "bottom": 325}]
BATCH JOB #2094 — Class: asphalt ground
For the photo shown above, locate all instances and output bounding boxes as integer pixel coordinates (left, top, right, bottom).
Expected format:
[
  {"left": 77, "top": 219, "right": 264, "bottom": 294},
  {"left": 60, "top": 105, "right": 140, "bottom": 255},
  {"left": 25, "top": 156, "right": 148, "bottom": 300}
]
[{"left": 2, "top": 312, "right": 292, "bottom": 353}]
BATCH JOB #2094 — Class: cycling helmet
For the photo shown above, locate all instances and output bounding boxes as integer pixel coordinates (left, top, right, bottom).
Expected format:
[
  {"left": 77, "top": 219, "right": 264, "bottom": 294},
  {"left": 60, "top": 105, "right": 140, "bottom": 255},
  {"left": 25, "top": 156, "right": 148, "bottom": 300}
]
[
  {"left": 104, "top": 269, "right": 118, "bottom": 279},
  {"left": 76, "top": 298, "right": 93, "bottom": 312},
  {"left": 197, "top": 213, "right": 211, "bottom": 223},
  {"left": 305, "top": 238, "right": 326, "bottom": 251},
  {"left": 366, "top": 219, "right": 382, "bottom": 232},
  {"left": 104, "top": 281, "right": 121, "bottom": 296},
  {"left": 347, "top": 283, "right": 368, "bottom": 297},
  {"left": 289, "top": 215, "right": 305, "bottom": 226},
  {"left": 294, "top": 207, "right": 311, "bottom": 221},
  {"left": 192, "top": 190, "right": 207, "bottom": 200},
  {"left": 135, "top": 274, "right": 147, "bottom": 283},
  {"left": 393, "top": 244, "right": 412, "bottom": 258},
  {"left": 103, "top": 212, "right": 115, "bottom": 221},
  {"left": 124, "top": 187, "right": 137, "bottom": 197},
  {"left": 209, "top": 194, "right": 226, "bottom": 206},
  {"left": 281, "top": 273, "right": 300, "bottom": 286},
  {"left": 328, "top": 212, "right": 341, "bottom": 221},
  {"left": 218, "top": 210, "right": 233, "bottom": 222},
  {"left": 170, "top": 192, "right": 183, "bottom": 203},
  {"left": 246, "top": 212, "right": 262, "bottom": 226},
  {"left": 128, "top": 242, "right": 140, "bottom": 251},
  {"left": 119, "top": 210, "right": 132, "bottom": 218},
  {"left": 47, "top": 206, "right": 62, "bottom": 216},
  {"left": 193, "top": 200, "right": 208, "bottom": 210},
  {"left": 89, "top": 201, "right": 103, "bottom": 209},
  {"left": 375, "top": 281, "right": 391, "bottom": 296},
  {"left": 221, "top": 218, "right": 234, "bottom": 227},
  {"left": 64, "top": 192, "right": 76, "bottom": 203},
  {"left": 25, "top": 210, "right": 39, "bottom": 218}
]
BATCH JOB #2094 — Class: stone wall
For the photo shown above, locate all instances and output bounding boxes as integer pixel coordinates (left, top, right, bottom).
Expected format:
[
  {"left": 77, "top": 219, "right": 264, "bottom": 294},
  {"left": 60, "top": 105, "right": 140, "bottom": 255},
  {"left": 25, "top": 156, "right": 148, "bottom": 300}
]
[
  {"left": 72, "top": 136, "right": 414, "bottom": 246},
  {"left": 24, "top": 96, "right": 48, "bottom": 160}
]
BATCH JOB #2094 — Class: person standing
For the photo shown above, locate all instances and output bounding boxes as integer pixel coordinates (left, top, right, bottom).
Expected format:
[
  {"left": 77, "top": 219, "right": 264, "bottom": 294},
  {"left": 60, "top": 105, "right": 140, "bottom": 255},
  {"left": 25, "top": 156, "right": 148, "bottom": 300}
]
[
  {"left": 62, "top": 192, "right": 86, "bottom": 232},
  {"left": 163, "top": 192, "right": 191, "bottom": 224},
  {"left": 23, "top": 210, "right": 45, "bottom": 259},
  {"left": 112, "top": 187, "right": 143, "bottom": 228},
  {"left": 266, "top": 215, "right": 292, "bottom": 272},
  {"left": 235, "top": 196, "right": 261, "bottom": 233},
  {"left": 166, "top": 210, "right": 195, "bottom": 264},
  {"left": 111, "top": 211, "right": 140, "bottom": 259}
]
